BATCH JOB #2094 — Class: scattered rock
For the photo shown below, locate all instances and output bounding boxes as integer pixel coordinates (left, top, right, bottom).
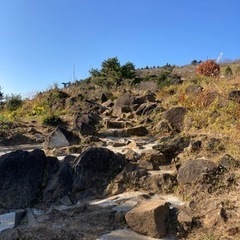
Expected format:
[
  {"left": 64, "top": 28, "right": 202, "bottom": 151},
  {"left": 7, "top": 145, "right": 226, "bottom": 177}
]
[
  {"left": 73, "top": 148, "right": 126, "bottom": 195},
  {"left": 43, "top": 155, "right": 75, "bottom": 204},
  {"left": 124, "top": 149, "right": 140, "bottom": 162},
  {"left": 126, "top": 126, "right": 148, "bottom": 136},
  {"left": 155, "top": 119, "right": 173, "bottom": 133},
  {"left": 139, "top": 149, "right": 166, "bottom": 170},
  {"left": 14, "top": 209, "right": 26, "bottom": 227},
  {"left": 125, "top": 200, "right": 170, "bottom": 238},
  {"left": 44, "top": 126, "right": 78, "bottom": 149},
  {"left": 112, "top": 93, "right": 133, "bottom": 117},
  {"left": 177, "top": 158, "right": 218, "bottom": 185},
  {"left": 135, "top": 102, "right": 157, "bottom": 116},
  {"left": 162, "top": 106, "right": 187, "bottom": 132},
  {"left": 76, "top": 121, "right": 96, "bottom": 136},
  {"left": 219, "top": 154, "right": 239, "bottom": 171},
  {"left": 154, "top": 136, "right": 190, "bottom": 162},
  {"left": 75, "top": 112, "right": 101, "bottom": 136},
  {"left": 0, "top": 149, "right": 47, "bottom": 208},
  {"left": 1, "top": 134, "right": 35, "bottom": 146},
  {"left": 228, "top": 90, "right": 240, "bottom": 102},
  {"left": 185, "top": 84, "right": 203, "bottom": 95},
  {"left": 105, "top": 120, "right": 126, "bottom": 129}
]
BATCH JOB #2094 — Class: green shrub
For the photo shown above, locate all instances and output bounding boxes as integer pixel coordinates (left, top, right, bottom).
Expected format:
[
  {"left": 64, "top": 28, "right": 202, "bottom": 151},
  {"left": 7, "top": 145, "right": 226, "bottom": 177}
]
[
  {"left": 42, "top": 115, "right": 62, "bottom": 126},
  {"left": 5, "top": 94, "right": 23, "bottom": 111},
  {"left": 224, "top": 66, "right": 233, "bottom": 78},
  {"left": 0, "top": 115, "right": 13, "bottom": 130}
]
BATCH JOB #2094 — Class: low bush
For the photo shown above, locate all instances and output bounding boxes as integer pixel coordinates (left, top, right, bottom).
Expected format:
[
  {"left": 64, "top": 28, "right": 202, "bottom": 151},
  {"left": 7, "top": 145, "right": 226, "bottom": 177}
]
[
  {"left": 42, "top": 115, "right": 62, "bottom": 126},
  {"left": 196, "top": 60, "right": 220, "bottom": 77},
  {"left": 5, "top": 94, "right": 23, "bottom": 111}
]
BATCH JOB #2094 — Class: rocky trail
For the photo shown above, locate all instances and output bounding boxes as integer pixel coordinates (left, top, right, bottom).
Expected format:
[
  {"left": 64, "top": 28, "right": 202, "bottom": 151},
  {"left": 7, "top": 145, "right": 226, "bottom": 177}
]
[{"left": 0, "top": 90, "right": 240, "bottom": 239}]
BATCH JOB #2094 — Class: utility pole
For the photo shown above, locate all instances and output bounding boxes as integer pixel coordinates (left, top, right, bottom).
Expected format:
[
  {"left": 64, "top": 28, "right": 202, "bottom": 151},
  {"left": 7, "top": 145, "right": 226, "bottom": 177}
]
[{"left": 73, "top": 64, "right": 76, "bottom": 81}]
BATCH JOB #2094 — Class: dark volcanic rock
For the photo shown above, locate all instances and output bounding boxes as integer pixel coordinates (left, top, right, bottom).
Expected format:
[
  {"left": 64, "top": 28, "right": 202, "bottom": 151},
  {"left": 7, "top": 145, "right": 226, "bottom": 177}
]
[
  {"left": 112, "top": 92, "right": 134, "bottom": 117},
  {"left": 75, "top": 112, "right": 101, "bottom": 136},
  {"left": 0, "top": 149, "right": 47, "bottom": 208},
  {"left": 135, "top": 102, "right": 157, "bottom": 116},
  {"left": 76, "top": 121, "right": 96, "bottom": 136},
  {"left": 73, "top": 148, "right": 126, "bottom": 194},
  {"left": 228, "top": 90, "right": 240, "bottom": 102},
  {"left": 219, "top": 154, "right": 239, "bottom": 171},
  {"left": 153, "top": 136, "right": 190, "bottom": 162},
  {"left": 162, "top": 106, "right": 187, "bottom": 132},
  {"left": 43, "top": 155, "right": 75, "bottom": 204},
  {"left": 126, "top": 126, "right": 149, "bottom": 136},
  {"left": 177, "top": 158, "right": 218, "bottom": 185},
  {"left": 1, "top": 134, "right": 35, "bottom": 146}
]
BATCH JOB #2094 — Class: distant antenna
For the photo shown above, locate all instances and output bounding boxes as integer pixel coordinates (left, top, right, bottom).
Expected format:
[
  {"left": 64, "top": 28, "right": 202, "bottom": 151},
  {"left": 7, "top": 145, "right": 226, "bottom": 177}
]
[{"left": 216, "top": 52, "right": 223, "bottom": 63}]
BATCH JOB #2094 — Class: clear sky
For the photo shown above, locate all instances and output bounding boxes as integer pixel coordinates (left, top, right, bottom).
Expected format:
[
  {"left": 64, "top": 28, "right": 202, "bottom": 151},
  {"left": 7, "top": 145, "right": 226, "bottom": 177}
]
[{"left": 0, "top": 0, "right": 239, "bottom": 97}]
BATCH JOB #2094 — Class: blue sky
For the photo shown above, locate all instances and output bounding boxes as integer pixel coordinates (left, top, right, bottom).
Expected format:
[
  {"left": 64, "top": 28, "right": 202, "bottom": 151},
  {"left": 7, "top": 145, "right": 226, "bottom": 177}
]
[{"left": 0, "top": 0, "right": 239, "bottom": 97}]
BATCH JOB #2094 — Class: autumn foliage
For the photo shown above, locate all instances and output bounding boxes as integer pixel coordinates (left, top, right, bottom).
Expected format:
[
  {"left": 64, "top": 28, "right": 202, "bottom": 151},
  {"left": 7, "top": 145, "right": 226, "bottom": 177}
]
[{"left": 196, "top": 60, "right": 220, "bottom": 77}]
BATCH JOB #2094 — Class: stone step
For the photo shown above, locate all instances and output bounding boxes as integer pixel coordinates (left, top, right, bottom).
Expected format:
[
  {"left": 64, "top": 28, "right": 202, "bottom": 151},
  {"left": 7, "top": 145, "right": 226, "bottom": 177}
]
[{"left": 99, "top": 228, "right": 172, "bottom": 240}]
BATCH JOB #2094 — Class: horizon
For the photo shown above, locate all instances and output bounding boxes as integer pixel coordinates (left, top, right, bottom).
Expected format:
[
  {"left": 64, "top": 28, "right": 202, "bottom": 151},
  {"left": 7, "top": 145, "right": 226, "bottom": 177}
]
[{"left": 1, "top": 0, "right": 240, "bottom": 97}]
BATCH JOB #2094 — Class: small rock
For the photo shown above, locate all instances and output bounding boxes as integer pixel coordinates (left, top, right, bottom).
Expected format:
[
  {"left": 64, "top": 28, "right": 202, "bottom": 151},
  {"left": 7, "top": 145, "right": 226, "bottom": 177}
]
[
  {"left": 59, "top": 195, "right": 73, "bottom": 206},
  {"left": 219, "top": 154, "right": 239, "bottom": 171}
]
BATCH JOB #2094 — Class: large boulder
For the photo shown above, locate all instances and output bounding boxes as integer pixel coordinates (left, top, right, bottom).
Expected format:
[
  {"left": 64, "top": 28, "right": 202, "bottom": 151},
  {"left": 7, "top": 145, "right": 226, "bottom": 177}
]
[
  {"left": 77, "top": 122, "right": 96, "bottom": 136},
  {"left": 1, "top": 134, "right": 35, "bottom": 146},
  {"left": 162, "top": 106, "right": 187, "bottom": 132},
  {"left": 43, "top": 155, "right": 75, "bottom": 204},
  {"left": 135, "top": 102, "right": 157, "bottom": 116},
  {"left": 125, "top": 200, "right": 170, "bottom": 238},
  {"left": 177, "top": 158, "right": 218, "bottom": 185},
  {"left": 153, "top": 136, "right": 190, "bottom": 162},
  {"left": 0, "top": 149, "right": 47, "bottom": 208},
  {"left": 73, "top": 148, "right": 126, "bottom": 195},
  {"left": 44, "top": 126, "right": 76, "bottom": 149},
  {"left": 112, "top": 92, "right": 134, "bottom": 117},
  {"left": 138, "top": 149, "right": 166, "bottom": 170},
  {"left": 74, "top": 112, "right": 101, "bottom": 136}
]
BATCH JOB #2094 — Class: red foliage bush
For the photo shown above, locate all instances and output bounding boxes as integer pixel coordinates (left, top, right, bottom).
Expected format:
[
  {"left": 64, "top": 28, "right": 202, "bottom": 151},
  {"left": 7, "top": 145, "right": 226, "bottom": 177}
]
[{"left": 196, "top": 60, "right": 220, "bottom": 77}]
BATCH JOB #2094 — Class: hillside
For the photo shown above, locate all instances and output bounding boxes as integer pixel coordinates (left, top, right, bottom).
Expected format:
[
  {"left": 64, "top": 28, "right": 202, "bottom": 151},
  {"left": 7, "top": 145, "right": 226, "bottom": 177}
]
[
  {"left": 1, "top": 59, "right": 240, "bottom": 159},
  {"left": 0, "top": 58, "right": 240, "bottom": 239}
]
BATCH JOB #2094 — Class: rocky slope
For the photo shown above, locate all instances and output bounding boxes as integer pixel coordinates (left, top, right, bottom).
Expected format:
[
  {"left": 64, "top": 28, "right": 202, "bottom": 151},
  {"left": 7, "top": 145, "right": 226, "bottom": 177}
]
[{"left": 0, "top": 62, "right": 240, "bottom": 239}]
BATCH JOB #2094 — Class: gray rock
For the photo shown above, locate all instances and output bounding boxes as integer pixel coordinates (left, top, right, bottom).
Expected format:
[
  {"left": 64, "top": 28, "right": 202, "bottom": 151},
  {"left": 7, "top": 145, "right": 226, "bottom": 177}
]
[
  {"left": 126, "top": 126, "right": 148, "bottom": 136},
  {"left": 75, "top": 112, "right": 101, "bottom": 136},
  {"left": 44, "top": 126, "right": 70, "bottom": 149},
  {"left": 185, "top": 84, "right": 203, "bottom": 95},
  {"left": 219, "top": 154, "right": 239, "bottom": 171},
  {"left": 125, "top": 200, "right": 170, "bottom": 238},
  {"left": 177, "top": 158, "right": 218, "bottom": 185},
  {"left": 135, "top": 102, "right": 157, "bottom": 116},
  {"left": 162, "top": 106, "right": 187, "bottom": 132},
  {"left": 73, "top": 148, "right": 126, "bottom": 194},
  {"left": 43, "top": 155, "right": 75, "bottom": 204},
  {"left": 153, "top": 136, "right": 190, "bottom": 162}
]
